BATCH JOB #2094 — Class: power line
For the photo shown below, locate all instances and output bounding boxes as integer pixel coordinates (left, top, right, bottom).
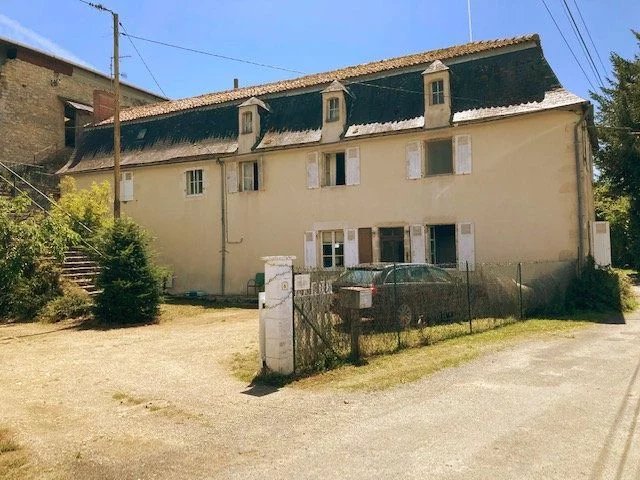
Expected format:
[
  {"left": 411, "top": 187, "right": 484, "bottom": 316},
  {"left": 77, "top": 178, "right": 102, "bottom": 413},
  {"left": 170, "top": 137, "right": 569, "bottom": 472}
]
[
  {"left": 118, "top": 21, "right": 167, "bottom": 97},
  {"left": 571, "top": 0, "right": 608, "bottom": 79},
  {"left": 560, "top": 0, "right": 604, "bottom": 88},
  {"left": 539, "top": 0, "right": 597, "bottom": 92},
  {"left": 120, "top": 32, "right": 306, "bottom": 75}
]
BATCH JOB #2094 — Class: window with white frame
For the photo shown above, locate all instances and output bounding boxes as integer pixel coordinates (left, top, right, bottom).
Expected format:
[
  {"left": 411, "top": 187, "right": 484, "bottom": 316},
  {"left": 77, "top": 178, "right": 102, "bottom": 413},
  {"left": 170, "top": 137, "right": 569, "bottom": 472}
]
[
  {"left": 428, "top": 224, "right": 456, "bottom": 267},
  {"left": 430, "top": 79, "right": 445, "bottom": 105},
  {"left": 186, "top": 169, "right": 204, "bottom": 196},
  {"left": 323, "top": 152, "right": 346, "bottom": 186},
  {"left": 326, "top": 97, "right": 340, "bottom": 122},
  {"left": 426, "top": 138, "right": 453, "bottom": 175},
  {"left": 241, "top": 111, "right": 253, "bottom": 134},
  {"left": 240, "top": 160, "right": 260, "bottom": 191},
  {"left": 321, "top": 230, "right": 344, "bottom": 268}
]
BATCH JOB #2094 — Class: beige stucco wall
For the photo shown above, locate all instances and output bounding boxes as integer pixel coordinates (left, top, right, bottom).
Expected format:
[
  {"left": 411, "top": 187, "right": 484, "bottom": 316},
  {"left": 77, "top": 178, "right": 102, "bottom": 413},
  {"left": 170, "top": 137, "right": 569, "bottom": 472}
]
[{"left": 69, "top": 108, "right": 594, "bottom": 296}]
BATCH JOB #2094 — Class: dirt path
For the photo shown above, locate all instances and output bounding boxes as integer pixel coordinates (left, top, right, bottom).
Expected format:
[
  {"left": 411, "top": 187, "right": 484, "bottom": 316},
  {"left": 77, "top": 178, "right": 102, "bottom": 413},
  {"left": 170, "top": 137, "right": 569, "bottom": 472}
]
[{"left": 1, "top": 306, "right": 640, "bottom": 479}]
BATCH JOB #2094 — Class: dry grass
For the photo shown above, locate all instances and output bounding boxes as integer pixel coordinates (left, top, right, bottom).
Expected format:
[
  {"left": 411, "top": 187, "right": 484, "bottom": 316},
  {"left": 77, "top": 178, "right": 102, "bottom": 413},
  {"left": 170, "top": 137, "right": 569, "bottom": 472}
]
[
  {"left": 112, "top": 391, "right": 146, "bottom": 406},
  {"left": 0, "top": 428, "right": 29, "bottom": 480},
  {"left": 293, "top": 319, "right": 591, "bottom": 391},
  {"left": 230, "top": 347, "right": 261, "bottom": 383}
]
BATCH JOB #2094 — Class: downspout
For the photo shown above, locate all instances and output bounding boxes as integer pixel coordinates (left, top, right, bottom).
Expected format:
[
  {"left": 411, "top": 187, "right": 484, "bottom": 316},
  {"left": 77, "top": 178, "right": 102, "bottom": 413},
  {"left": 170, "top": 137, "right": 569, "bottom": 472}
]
[
  {"left": 574, "top": 105, "right": 588, "bottom": 274},
  {"left": 217, "top": 159, "right": 227, "bottom": 295}
]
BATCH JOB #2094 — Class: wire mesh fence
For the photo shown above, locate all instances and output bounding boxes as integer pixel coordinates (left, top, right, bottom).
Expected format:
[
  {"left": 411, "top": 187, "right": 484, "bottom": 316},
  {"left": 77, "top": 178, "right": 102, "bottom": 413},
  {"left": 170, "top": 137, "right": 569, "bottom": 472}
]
[{"left": 292, "top": 260, "right": 576, "bottom": 374}]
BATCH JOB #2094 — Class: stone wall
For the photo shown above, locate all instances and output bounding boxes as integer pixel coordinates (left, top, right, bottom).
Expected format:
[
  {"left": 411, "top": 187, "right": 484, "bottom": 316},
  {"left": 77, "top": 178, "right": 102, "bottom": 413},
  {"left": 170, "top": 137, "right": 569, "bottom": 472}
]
[{"left": 0, "top": 54, "right": 162, "bottom": 167}]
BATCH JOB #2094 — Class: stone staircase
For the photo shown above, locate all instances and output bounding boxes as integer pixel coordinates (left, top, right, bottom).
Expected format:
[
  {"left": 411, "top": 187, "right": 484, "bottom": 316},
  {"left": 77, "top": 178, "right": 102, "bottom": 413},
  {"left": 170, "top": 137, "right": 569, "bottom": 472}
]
[{"left": 61, "top": 249, "right": 102, "bottom": 295}]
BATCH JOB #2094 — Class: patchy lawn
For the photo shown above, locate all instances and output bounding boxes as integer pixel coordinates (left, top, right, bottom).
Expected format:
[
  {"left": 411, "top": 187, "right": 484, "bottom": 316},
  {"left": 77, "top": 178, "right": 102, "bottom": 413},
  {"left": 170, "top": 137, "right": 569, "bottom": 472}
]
[
  {"left": 0, "top": 428, "right": 31, "bottom": 480},
  {"left": 291, "top": 319, "right": 592, "bottom": 391}
]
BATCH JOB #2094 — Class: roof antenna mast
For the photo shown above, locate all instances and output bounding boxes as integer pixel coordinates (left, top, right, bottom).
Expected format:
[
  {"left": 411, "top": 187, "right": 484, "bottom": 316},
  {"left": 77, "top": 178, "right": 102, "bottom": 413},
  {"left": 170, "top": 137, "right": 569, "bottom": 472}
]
[{"left": 467, "top": 0, "right": 473, "bottom": 42}]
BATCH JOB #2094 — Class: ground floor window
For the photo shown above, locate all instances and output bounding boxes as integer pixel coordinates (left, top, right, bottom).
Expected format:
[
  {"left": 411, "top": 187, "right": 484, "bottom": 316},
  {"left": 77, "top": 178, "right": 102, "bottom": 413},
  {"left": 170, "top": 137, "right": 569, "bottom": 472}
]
[
  {"left": 429, "top": 224, "right": 456, "bottom": 267},
  {"left": 321, "top": 230, "right": 344, "bottom": 268},
  {"left": 379, "top": 227, "right": 405, "bottom": 263}
]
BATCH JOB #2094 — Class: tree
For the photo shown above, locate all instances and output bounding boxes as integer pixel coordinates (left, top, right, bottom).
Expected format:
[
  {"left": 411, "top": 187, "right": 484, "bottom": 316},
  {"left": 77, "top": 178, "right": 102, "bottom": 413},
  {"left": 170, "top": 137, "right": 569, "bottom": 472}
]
[
  {"left": 51, "top": 177, "right": 112, "bottom": 238},
  {"left": 592, "top": 31, "right": 640, "bottom": 267},
  {"left": 94, "top": 218, "right": 162, "bottom": 324},
  {"left": 0, "top": 194, "right": 77, "bottom": 319},
  {"left": 594, "top": 182, "right": 632, "bottom": 266}
]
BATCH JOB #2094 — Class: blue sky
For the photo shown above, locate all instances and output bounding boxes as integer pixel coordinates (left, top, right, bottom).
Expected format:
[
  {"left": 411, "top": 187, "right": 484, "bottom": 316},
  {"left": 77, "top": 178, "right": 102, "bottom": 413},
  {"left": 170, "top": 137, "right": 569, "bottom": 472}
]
[{"left": 0, "top": 0, "right": 637, "bottom": 102}]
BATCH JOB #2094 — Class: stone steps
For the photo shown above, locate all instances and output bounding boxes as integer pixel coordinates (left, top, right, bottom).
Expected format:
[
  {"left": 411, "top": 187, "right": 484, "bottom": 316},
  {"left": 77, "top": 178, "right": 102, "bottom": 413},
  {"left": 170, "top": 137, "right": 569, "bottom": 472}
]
[{"left": 62, "top": 250, "right": 102, "bottom": 295}]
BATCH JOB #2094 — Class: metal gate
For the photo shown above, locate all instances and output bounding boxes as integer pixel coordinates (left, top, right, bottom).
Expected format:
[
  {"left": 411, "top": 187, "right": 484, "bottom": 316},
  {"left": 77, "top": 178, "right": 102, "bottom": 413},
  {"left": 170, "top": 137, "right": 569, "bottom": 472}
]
[{"left": 292, "top": 268, "right": 349, "bottom": 373}]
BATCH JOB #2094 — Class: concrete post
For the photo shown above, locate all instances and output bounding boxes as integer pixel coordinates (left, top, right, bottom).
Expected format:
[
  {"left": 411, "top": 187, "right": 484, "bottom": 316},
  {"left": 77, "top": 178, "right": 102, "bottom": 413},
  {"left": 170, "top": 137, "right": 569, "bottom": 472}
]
[{"left": 261, "top": 256, "right": 295, "bottom": 374}]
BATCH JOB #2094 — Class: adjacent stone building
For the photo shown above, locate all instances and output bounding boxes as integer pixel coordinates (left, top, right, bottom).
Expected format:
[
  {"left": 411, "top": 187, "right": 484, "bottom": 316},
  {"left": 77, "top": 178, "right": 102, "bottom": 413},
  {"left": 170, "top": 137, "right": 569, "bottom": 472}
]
[{"left": 0, "top": 36, "right": 165, "bottom": 169}]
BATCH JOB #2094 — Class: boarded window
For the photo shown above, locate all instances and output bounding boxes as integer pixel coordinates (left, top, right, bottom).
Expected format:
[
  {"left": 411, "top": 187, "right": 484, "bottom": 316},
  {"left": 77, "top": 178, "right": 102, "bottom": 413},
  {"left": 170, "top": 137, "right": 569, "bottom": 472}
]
[
  {"left": 426, "top": 139, "right": 453, "bottom": 175},
  {"left": 241, "top": 111, "right": 253, "bottom": 134}
]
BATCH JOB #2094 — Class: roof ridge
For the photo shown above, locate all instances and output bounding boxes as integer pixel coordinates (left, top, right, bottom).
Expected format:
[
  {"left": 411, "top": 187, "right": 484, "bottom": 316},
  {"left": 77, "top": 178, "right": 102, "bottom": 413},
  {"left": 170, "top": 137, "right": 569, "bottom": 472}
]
[{"left": 103, "top": 33, "right": 540, "bottom": 125}]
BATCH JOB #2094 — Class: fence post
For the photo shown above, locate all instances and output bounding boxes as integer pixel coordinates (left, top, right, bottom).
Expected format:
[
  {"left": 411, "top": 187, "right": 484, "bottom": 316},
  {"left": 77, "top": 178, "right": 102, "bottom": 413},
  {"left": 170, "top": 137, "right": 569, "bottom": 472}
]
[
  {"left": 291, "top": 265, "right": 296, "bottom": 374},
  {"left": 466, "top": 261, "right": 472, "bottom": 334},
  {"left": 518, "top": 262, "right": 524, "bottom": 320},
  {"left": 261, "top": 256, "right": 295, "bottom": 375},
  {"left": 350, "top": 309, "right": 361, "bottom": 363},
  {"left": 394, "top": 263, "right": 400, "bottom": 349}
]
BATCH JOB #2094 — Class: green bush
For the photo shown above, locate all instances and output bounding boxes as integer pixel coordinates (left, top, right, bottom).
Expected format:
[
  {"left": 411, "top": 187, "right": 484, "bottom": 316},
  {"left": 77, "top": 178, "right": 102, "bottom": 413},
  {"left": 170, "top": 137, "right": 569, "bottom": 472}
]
[
  {"left": 0, "top": 195, "right": 77, "bottom": 320},
  {"left": 38, "top": 281, "right": 93, "bottom": 324},
  {"left": 566, "top": 257, "right": 636, "bottom": 312},
  {"left": 94, "top": 218, "right": 162, "bottom": 325}
]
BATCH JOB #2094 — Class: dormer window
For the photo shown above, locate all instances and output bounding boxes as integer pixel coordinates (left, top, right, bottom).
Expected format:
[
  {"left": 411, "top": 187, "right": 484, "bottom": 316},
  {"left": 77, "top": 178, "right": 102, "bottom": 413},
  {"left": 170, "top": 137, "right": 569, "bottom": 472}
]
[
  {"left": 326, "top": 97, "right": 340, "bottom": 122},
  {"left": 431, "top": 80, "right": 445, "bottom": 105},
  {"left": 241, "top": 111, "right": 253, "bottom": 134}
]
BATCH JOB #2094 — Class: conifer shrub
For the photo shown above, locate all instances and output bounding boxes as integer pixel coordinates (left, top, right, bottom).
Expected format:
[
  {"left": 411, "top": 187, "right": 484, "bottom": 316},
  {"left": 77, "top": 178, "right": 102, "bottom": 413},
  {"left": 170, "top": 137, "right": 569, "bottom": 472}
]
[{"left": 94, "top": 218, "right": 162, "bottom": 325}]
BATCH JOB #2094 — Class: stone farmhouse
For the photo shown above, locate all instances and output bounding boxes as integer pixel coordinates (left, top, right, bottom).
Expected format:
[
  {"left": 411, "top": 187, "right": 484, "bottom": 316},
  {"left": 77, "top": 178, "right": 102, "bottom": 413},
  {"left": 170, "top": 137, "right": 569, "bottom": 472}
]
[
  {"left": 60, "top": 34, "right": 598, "bottom": 295},
  {"left": 0, "top": 36, "right": 164, "bottom": 171}
]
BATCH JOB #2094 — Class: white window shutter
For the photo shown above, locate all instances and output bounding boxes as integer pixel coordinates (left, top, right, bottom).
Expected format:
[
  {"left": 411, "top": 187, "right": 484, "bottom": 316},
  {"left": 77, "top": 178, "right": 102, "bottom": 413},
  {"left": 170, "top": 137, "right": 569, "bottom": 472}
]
[
  {"left": 457, "top": 222, "right": 475, "bottom": 271},
  {"left": 345, "top": 147, "right": 360, "bottom": 186},
  {"left": 344, "top": 228, "right": 359, "bottom": 266},
  {"left": 410, "top": 225, "right": 426, "bottom": 263},
  {"left": 258, "top": 157, "right": 265, "bottom": 191},
  {"left": 592, "top": 221, "right": 612, "bottom": 267},
  {"left": 226, "top": 162, "right": 238, "bottom": 194},
  {"left": 406, "top": 141, "right": 422, "bottom": 179},
  {"left": 306, "top": 152, "right": 320, "bottom": 189},
  {"left": 304, "top": 231, "right": 317, "bottom": 268},
  {"left": 120, "top": 172, "right": 133, "bottom": 201},
  {"left": 454, "top": 134, "right": 472, "bottom": 175}
]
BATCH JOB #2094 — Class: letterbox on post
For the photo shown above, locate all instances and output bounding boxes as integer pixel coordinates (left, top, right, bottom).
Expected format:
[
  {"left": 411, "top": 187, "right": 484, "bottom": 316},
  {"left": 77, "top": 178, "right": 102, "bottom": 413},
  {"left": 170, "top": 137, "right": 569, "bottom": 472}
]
[
  {"left": 339, "top": 286, "right": 372, "bottom": 362},
  {"left": 339, "top": 286, "right": 373, "bottom": 309}
]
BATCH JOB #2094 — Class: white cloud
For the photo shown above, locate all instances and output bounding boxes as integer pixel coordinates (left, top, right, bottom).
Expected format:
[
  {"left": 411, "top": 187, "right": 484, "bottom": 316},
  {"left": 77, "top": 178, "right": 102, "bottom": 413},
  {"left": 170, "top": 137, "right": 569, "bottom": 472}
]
[{"left": 0, "top": 14, "right": 95, "bottom": 69}]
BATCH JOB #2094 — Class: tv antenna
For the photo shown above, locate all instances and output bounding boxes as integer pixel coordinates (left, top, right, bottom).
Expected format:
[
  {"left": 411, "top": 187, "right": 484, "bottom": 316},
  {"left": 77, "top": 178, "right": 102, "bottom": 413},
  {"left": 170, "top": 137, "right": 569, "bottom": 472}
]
[{"left": 467, "top": 0, "right": 473, "bottom": 41}]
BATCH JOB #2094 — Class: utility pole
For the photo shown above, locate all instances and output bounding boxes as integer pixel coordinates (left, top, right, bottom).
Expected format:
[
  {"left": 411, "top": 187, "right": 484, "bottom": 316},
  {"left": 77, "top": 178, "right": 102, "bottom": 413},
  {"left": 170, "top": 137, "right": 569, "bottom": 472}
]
[
  {"left": 82, "top": 2, "right": 121, "bottom": 219},
  {"left": 112, "top": 12, "right": 121, "bottom": 219}
]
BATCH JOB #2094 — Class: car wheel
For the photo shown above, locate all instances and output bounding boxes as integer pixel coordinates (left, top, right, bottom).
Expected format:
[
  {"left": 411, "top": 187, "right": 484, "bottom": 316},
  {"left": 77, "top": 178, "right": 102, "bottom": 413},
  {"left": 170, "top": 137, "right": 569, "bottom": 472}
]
[{"left": 397, "top": 304, "right": 413, "bottom": 328}]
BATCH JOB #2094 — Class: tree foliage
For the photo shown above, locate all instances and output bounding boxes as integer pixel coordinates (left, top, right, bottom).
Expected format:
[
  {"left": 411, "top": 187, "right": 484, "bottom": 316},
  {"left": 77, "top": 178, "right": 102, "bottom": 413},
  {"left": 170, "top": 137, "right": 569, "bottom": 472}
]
[
  {"left": 0, "top": 195, "right": 78, "bottom": 319},
  {"left": 594, "top": 182, "right": 632, "bottom": 267},
  {"left": 94, "top": 218, "right": 162, "bottom": 325},
  {"left": 52, "top": 177, "right": 112, "bottom": 238},
  {"left": 592, "top": 31, "right": 640, "bottom": 267}
]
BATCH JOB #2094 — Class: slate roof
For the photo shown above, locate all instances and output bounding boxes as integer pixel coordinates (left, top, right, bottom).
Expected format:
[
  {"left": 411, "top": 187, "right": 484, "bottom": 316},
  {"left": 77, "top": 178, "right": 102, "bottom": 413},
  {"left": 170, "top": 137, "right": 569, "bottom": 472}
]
[
  {"left": 100, "top": 34, "right": 539, "bottom": 124},
  {"left": 61, "top": 34, "right": 588, "bottom": 174}
]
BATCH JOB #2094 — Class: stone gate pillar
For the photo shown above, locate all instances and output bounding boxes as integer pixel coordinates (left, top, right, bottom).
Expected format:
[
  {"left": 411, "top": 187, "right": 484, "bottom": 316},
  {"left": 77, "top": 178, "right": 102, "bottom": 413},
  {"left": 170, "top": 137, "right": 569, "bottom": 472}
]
[{"left": 261, "top": 256, "right": 295, "bottom": 374}]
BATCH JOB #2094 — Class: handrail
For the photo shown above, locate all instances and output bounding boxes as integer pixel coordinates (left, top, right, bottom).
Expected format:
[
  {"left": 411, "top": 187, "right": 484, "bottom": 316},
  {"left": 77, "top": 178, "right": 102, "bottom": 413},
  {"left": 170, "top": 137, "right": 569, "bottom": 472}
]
[{"left": 0, "top": 165, "right": 104, "bottom": 258}]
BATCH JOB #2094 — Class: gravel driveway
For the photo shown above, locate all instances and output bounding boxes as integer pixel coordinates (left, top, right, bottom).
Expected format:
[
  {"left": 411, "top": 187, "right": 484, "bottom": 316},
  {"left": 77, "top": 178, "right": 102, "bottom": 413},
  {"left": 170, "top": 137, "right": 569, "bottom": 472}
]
[{"left": 1, "top": 304, "right": 639, "bottom": 479}]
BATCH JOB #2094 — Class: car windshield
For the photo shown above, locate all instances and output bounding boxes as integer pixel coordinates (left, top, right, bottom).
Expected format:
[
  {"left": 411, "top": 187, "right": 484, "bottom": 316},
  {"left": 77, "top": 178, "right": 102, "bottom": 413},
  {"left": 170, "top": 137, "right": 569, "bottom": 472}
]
[{"left": 337, "top": 268, "right": 381, "bottom": 286}]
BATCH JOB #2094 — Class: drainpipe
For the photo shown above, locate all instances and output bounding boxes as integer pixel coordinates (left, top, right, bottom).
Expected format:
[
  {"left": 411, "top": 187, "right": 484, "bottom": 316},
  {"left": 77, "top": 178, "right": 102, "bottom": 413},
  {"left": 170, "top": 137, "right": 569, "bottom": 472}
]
[
  {"left": 574, "top": 105, "right": 588, "bottom": 274},
  {"left": 217, "top": 159, "right": 227, "bottom": 295}
]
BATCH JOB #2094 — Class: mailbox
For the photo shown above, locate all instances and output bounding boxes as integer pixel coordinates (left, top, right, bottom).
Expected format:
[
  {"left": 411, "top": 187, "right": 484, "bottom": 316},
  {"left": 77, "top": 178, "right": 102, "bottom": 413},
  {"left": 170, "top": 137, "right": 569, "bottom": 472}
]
[{"left": 339, "top": 286, "right": 373, "bottom": 309}]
